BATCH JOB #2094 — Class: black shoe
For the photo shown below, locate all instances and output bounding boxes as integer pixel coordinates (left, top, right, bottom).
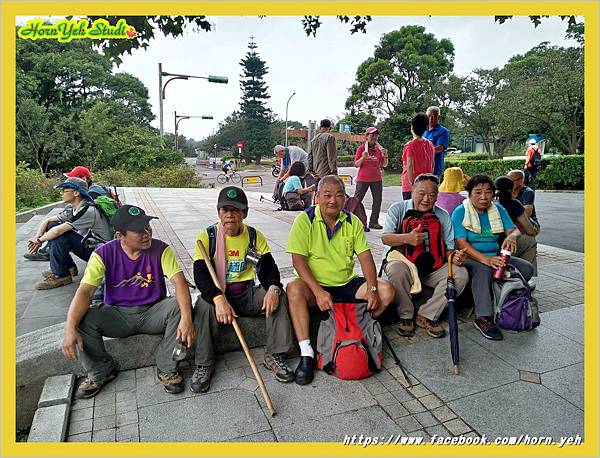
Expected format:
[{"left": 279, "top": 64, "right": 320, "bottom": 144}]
[
  {"left": 294, "top": 356, "right": 315, "bottom": 385},
  {"left": 75, "top": 369, "right": 117, "bottom": 399},
  {"left": 24, "top": 252, "right": 49, "bottom": 261},
  {"left": 474, "top": 316, "right": 503, "bottom": 340},
  {"left": 364, "top": 226, "right": 370, "bottom": 232},
  {"left": 157, "top": 368, "right": 184, "bottom": 394},
  {"left": 190, "top": 365, "right": 215, "bottom": 393},
  {"left": 368, "top": 222, "right": 383, "bottom": 230}
]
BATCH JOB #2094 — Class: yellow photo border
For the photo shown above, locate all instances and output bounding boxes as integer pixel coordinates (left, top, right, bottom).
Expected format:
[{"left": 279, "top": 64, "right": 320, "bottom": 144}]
[{"left": 2, "top": 2, "right": 598, "bottom": 457}]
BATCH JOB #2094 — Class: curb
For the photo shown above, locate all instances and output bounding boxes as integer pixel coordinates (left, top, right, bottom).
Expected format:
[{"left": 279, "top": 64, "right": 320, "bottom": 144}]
[
  {"left": 16, "top": 201, "right": 63, "bottom": 223},
  {"left": 28, "top": 374, "right": 75, "bottom": 442}
]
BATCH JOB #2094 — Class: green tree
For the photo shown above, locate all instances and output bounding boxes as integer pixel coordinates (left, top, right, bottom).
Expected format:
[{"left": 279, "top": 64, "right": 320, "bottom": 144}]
[
  {"left": 238, "top": 38, "right": 272, "bottom": 163},
  {"left": 16, "top": 35, "right": 157, "bottom": 172},
  {"left": 345, "top": 25, "right": 455, "bottom": 119},
  {"left": 496, "top": 43, "right": 584, "bottom": 154}
]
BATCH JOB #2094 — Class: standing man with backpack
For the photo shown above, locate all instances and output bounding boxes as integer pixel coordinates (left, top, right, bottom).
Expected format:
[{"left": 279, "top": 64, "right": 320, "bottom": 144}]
[
  {"left": 192, "top": 186, "right": 295, "bottom": 393},
  {"left": 285, "top": 175, "right": 395, "bottom": 385},
  {"left": 308, "top": 119, "right": 338, "bottom": 179},
  {"left": 27, "top": 177, "right": 112, "bottom": 290},
  {"left": 381, "top": 174, "right": 469, "bottom": 338},
  {"left": 524, "top": 139, "right": 542, "bottom": 190}
]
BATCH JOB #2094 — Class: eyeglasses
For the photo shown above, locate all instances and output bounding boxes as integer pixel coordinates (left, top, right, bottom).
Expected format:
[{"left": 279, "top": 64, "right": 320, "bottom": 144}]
[
  {"left": 414, "top": 174, "right": 440, "bottom": 185},
  {"left": 511, "top": 177, "right": 524, "bottom": 182},
  {"left": 60, "top": 189, "right": 74, "bottom": 194}
]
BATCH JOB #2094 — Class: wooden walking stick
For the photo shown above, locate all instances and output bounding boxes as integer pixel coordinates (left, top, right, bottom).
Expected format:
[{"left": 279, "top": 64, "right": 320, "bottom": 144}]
[{"left": 196, "top": 240, "right": 277, "bottom": 417}]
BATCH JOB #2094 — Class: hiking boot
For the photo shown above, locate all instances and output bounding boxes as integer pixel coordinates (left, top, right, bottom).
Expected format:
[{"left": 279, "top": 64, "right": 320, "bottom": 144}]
[
  {"left": 75, "top": 369, "right": 117, "bottom": 399},
  {"left": 416, "top": 315, "right": 446, "bottom": 338},
  {"left": 397, "top": 319, "right": 416, "bottom": 337},
  {"left": 263, "top": 353, "right": 294, "bottom": 383},
  {"left": 157, "top": 368, "right": 184, "bottom": 394},
  {"left": 190, "top": 365, "right": 215, "bottom": 393},
  {"left": 368, "top": 222, "right": 383, "bottom": 230},
  {"left": 24, "top": 251, "right": 49, "bottom": 261},
  {"left": 35, "top": 274, "right": 72, "bottom": 290},
  {"left": 474, "top": 316, "right": 503, "bottom": 341},
  {"left": 294, "top": 356, "right": 315, "bottom": 386},
  {"left": 42, "top": 266, "right": 78, "bottom": 279}
]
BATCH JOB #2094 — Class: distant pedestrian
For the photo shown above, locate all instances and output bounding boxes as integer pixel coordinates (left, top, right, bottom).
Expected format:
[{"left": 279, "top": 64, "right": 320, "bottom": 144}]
[
  {"left": 524, "top": 139, "right": 542, "bottom": 190},
  {"left": 308, "top": 119, "right": 337, "bottom": 178},
  {"left": 353, "top": 126, "right": 388, "bottom": 229},
  {"left": 402, "top": 113, "right": 435, "bottom": 200},
  {"left": 273, "top": 145, "right": 309, "bottom": 182},
  {"left": 423, "top": 106, "right": 450, "bottom": 177}
]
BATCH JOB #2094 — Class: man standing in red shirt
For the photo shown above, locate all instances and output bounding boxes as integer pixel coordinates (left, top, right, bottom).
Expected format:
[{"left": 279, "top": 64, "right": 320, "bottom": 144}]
[{"left": 353, "top": 126, "right": 389, "bottom": 230}]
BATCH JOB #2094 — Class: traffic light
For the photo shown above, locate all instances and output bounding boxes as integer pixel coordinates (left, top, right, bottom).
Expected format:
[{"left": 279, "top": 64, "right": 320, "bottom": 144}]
[{"left": 208, "top": 75, "right": 228, "bottom": 84}]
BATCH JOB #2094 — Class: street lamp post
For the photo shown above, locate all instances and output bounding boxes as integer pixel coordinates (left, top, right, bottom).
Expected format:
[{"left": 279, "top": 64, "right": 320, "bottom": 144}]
[
  {"left": 158, "top": 62, "right": 228, "bottom": 137},
  {"left": 284, "top": 92, "right": 296, "bottom": 147},
  {"left": 174, "top": 111, "right": 214, "bottom": 151}
]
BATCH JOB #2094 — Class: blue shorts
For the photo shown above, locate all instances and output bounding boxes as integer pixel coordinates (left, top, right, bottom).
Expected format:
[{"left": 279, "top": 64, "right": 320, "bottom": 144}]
[{"left": 322, "top": 277, "right": 366, "bottom": 302}]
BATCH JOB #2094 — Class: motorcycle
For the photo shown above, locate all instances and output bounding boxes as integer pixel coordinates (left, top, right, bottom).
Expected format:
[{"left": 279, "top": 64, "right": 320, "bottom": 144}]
[{"left": 271, "top": 163, "right": 281, "bottom": 177}]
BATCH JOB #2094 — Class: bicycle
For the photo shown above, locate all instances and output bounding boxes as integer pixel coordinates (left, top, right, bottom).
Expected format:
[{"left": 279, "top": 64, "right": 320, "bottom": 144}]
[{"left": 217, "top": 170, "right": 242, "bottom": 184}]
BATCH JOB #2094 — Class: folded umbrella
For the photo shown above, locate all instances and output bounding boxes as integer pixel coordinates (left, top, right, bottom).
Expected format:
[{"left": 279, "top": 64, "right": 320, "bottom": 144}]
[{"left": 446, "top": 252, "right": 460, "bottom": 375}]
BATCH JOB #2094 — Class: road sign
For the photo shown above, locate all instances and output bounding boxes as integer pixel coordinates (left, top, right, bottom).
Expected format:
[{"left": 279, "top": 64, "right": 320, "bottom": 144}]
[{"left": 236, "top": 141, "right": 244, "bottom": 149}]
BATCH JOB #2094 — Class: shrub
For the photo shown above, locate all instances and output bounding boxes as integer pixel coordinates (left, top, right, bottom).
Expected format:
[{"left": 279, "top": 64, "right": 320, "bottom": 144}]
[
  {"left": 337, "top": 155, "right": 355, "bottom": 164},
  {"left": 94, "top": 165, "right": 203, "bottom": 188},
  {"left": 16, "top": 162, "right": 62, "bottom": 212},
  {"left": 450, "top": 152, "right": 489, "bottom": 161},
  {"left": 444, "top": 155, "right": 584, "bottom": 190}
]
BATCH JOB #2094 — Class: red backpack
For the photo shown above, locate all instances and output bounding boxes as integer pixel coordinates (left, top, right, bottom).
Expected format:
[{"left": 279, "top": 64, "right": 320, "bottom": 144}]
[
  {"left": 316, "top": 302, "right": 383, "bottom": 380},
  {"left": 399, "top": 210, "right": 446, "bottom": 271}
]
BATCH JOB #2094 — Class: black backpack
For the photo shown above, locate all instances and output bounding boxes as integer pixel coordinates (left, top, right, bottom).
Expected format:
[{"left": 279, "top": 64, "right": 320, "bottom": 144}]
[{"left": 206, "top": 224, "right": 257, "bottom": 260}]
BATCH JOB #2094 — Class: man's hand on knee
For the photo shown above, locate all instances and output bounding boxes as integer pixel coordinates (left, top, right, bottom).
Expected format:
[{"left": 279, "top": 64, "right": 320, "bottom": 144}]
[
  {"left": 315, "top": 288, "right": 333, "bottom": 312},
  {"left": 214, "top": 295, "right": 237, "bottom": 325}
]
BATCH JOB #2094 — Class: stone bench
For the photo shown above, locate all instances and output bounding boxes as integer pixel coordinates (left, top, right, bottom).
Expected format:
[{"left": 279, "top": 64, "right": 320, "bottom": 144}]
[{"left": 16, "top": 316, "right": 270, "bottom": 430}]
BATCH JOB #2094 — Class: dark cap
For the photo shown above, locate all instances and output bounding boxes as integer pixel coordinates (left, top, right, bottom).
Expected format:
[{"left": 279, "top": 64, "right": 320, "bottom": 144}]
[
  {"left": 54, "top": 177, "right": 92, "bottom": 201},
  {"left": 110, "top": 205, "right": 158, "bottom": 233},
  {"left": 320, "top": 119, "right": 331, "bottom": 128},
  {"left": 217, "top": 186, "right": 248, "bottom": 211}
]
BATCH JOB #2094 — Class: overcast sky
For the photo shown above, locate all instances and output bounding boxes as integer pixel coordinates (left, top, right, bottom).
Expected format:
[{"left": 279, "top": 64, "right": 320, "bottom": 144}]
[{"left": 19, "top": 15, "right": 580, "bottom": 141}]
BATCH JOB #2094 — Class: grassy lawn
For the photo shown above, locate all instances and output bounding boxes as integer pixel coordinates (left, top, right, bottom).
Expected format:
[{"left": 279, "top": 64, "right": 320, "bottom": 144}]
[{"left": 382, "top": 171, "right": 401, "bottom": 187}]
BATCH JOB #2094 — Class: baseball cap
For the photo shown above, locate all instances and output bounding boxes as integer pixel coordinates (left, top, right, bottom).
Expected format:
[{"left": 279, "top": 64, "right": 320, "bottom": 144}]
[
  {"left": 64, "top": 166, "right": 92, "bottom": 180},
  {"left": 110, "top": 205, "right": 158, "bottom": 233},
  {"left": 54, "top": 177, "right": 92, "bottom": 200},
  {"left": 365, "top": 126, "right": 380, "bottom": 135},
  {"left": 217, "top": 186, "right": 248, "bottom": 211},
  {"left": 528, "top": 138, "right": 537, "bottom": 145}
]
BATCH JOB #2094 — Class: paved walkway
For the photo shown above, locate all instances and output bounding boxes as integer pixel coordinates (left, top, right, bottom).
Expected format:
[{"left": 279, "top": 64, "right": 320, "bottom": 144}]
[{"left": 16, "top": 187, "right": 584, "bottom": 442}]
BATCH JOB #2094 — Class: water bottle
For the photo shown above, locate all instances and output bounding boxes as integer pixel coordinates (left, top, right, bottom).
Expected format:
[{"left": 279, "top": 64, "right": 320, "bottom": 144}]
[{"left": 492, "top": 249, "right": 511, "bottom": 280}]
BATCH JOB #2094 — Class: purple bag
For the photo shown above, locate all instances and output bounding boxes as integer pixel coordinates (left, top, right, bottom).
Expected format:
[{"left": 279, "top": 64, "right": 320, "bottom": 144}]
[
  {"left": 345, "top": 196, "right": 368, "bottom": 228},
  {"left": 492, "top": 267, "right": 540, "bottom": 331}
]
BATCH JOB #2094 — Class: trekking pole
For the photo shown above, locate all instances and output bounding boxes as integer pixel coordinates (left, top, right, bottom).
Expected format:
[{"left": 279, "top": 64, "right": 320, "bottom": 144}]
[
  {"left": 196, "top": 240, "right": 277, "bottom": 417},
  {"left": 382, "top": 333, "right": 412, "bottom": 387}
]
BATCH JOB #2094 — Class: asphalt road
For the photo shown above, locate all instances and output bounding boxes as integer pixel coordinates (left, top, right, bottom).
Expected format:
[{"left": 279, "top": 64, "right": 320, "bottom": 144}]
[{"left": 189, "top": 160, "right": 584, "bottom": 253}]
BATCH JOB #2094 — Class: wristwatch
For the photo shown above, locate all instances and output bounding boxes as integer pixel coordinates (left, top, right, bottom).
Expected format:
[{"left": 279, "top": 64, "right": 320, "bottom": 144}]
[
  {"left": 268, "top": 285, "right": 282, "bottom": 296},
  {"left": 368, "top": 285, "right": 378, "bottom": 293}
]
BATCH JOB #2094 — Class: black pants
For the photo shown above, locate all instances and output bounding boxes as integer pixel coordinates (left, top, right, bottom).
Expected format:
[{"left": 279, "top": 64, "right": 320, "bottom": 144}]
[{"left": 354, "top": 181, "right": 383, "bottom": 225}]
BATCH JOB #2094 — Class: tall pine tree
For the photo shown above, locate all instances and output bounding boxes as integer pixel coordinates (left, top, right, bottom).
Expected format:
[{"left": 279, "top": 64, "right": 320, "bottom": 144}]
[{"left": 239, "top": 37, "right": 272, "bottom": 163}]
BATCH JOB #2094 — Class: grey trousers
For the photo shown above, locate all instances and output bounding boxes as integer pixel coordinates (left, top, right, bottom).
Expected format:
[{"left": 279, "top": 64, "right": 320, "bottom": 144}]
[
  {"left": 385, "top": 261, "right": 469, "bottom": 320},
  {"left": 77, "top": 297, "right": 181, "bottom": 381},
  {"left": 354, "top": 181, "right": 383, "bottom": 225},
  {"left": 516, "top": 234, "right": 538, "bottom": 275},
  {"left": 193, "top": 286, "right": 294, "bottom": 366},
  {"left": 463, "top": 257, "right": 534, "bottom": 318}
]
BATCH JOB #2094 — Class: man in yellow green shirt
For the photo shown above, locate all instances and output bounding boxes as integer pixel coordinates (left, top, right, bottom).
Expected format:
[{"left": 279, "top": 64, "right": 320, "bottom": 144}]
[
  {"left": 285, "top": 175, "right": 395, "bottom": 385},
  {"left": 192, "top": 187, "right": 294, "bottom": 392}
]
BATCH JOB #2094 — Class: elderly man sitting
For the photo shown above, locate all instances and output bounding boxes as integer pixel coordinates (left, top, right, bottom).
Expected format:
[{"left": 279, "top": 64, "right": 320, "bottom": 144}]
[
  {"left": 192, "top": 186, "right": 295, "bottom": 393},
  {"left": 382, "top": 174, "right": 469, "bottom": 338},
  {"left": 61, "top": 205, "right": 195, "bottom": 397},
  {"left": 285, "top": 175, "right": 395, "bottom": 385}
]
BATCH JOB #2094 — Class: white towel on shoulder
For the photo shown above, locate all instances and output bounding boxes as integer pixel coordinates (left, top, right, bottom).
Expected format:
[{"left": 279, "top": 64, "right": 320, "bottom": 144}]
[{"left": 462, "top": 199, "right": 504, "bottom": 234}]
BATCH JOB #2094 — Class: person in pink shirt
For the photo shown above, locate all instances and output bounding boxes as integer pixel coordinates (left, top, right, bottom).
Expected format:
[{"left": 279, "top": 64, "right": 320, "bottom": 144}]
[
  {"left": 402, "top": 113, "right": 435, "bottom": 200},
  {"left": 353, "top": 126, "right": 389, "bottom": 229}
]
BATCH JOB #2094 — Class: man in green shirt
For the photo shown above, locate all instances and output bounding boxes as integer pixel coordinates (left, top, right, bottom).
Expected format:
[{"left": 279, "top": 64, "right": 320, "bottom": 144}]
[{"left": 285, "top": 175, "right": 395, "bottom": 385}]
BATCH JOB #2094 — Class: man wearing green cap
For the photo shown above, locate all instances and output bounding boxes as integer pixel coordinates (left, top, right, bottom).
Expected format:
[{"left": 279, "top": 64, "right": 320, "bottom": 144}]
[
  {"left": 192, "top": 186, "right": 295, "bottom": 393},
  {"left": 62, "top": 204, "right": 195, "bottom": 397}
]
